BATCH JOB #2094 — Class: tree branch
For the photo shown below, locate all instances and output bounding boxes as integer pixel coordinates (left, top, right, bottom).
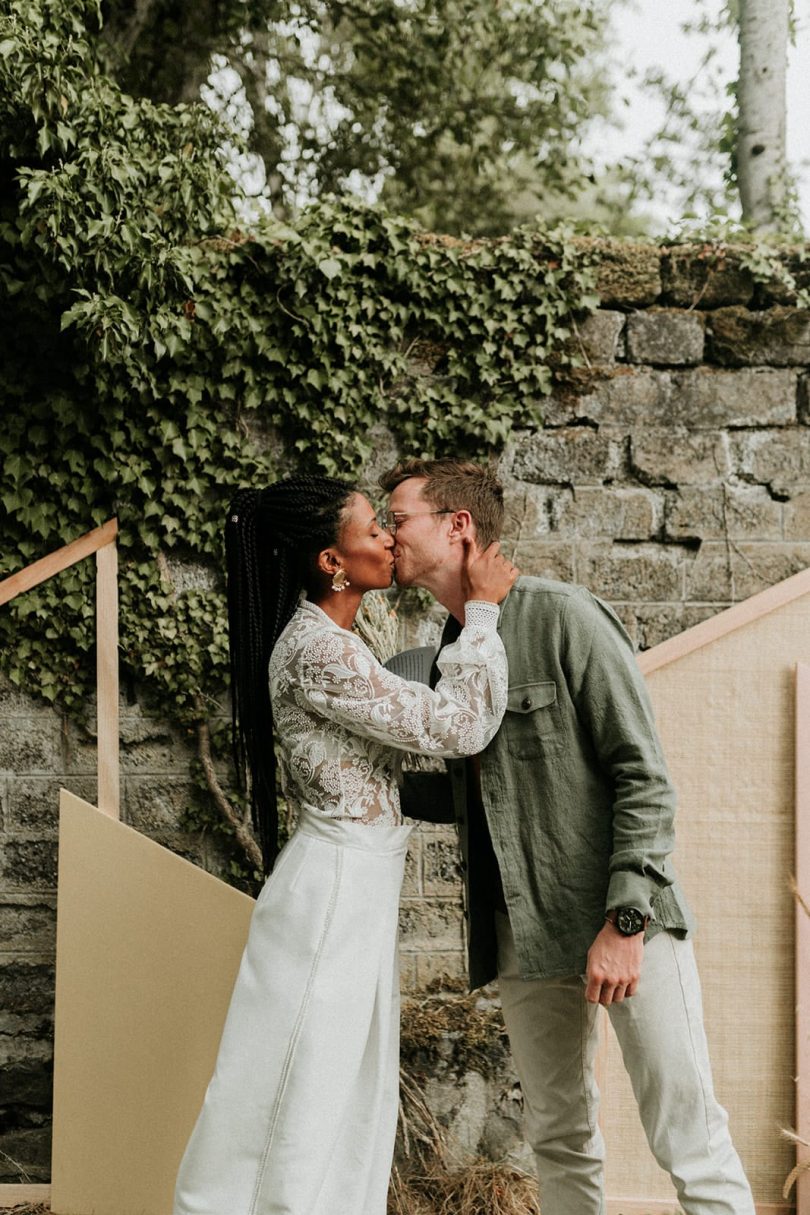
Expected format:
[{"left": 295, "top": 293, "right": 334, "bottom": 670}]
[{"left": 194, "top": 695, "right": 263, "bottom": 871}]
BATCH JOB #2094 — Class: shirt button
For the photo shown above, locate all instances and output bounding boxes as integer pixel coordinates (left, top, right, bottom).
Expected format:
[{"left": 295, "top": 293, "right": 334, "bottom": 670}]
[{"left": 521, "top": 695, "right": 533, "bottom": 710}]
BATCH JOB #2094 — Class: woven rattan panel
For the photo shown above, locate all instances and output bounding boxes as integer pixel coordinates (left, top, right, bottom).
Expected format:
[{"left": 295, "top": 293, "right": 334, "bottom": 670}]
[{"left": 599, "top": 598, "right": 809, "bottom": 1208}]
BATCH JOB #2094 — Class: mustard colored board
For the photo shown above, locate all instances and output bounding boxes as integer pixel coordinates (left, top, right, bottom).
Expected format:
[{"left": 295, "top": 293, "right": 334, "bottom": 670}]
[
  {"left": 599, "top": 595, "right": 810, "bottom": 1213},
  {"left": 51, "top": 790, "right": 254, "bottom": 1215}
]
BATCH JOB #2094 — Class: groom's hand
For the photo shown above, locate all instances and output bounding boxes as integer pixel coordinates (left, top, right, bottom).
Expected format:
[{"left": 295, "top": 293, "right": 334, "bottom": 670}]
[{"left": 584, "top": 922, "right": 644, "bottom": 1005}]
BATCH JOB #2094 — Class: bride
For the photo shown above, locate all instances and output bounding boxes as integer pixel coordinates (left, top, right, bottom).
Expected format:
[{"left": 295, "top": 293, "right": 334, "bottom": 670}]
[{"left": 173, "top": 474, "right": 516, "bottom": 1215}]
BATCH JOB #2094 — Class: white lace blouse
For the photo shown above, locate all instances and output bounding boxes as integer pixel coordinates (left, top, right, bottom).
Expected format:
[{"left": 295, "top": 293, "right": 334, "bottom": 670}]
[{"left": 268, "top": 598, "right": 508, "bottom": 827}]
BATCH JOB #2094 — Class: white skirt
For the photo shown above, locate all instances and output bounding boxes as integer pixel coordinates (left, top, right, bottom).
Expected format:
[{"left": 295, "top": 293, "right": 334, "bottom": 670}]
[{"left": 173, "top": 808, "right": 413, "bottom": 1215}]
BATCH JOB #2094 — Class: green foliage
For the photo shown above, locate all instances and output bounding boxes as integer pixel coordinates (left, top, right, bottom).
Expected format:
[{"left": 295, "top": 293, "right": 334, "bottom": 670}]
[
  {"left": 0, "top": 0, "right": 598, "bottom": 878},
  {"left": 100, "top": 0, "right": 611, "bottom": 236},
  {"left": 176, "top": 207, "right": 599, "bottom": 474},
  {"left": 611, "top": 2, "right": 805, "bottom": 240},
  {"left": 732, "top": 238, "right": 810, "bottom": 307}
]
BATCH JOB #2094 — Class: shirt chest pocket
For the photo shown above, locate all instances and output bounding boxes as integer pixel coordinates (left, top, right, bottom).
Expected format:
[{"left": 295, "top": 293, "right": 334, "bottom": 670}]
[{"left": 505, "top": 679, "right": 562, "bottom": 757}]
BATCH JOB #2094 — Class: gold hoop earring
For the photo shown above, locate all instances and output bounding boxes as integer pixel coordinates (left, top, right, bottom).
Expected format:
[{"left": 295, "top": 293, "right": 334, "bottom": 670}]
[{"left": 331, "top": 568, "right": 350, "bottom": 593}]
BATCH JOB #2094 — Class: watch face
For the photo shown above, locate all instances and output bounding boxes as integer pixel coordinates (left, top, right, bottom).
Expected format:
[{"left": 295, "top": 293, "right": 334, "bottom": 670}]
[{"left": 616, "top": 907, "right": 644, "bottom": 936}]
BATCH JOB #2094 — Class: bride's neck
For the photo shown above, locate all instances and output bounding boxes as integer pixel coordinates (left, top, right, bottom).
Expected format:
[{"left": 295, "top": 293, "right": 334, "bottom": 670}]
[{"left": 308, "top": 590, "right": 362, "bottom": 631}]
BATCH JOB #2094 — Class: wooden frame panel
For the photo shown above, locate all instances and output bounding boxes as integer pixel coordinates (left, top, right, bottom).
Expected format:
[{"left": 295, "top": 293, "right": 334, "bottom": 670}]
[
  {"left": 0, "top": 1182, "right": 51, "bottom": 1206},
  {"left": 796, "top": 664, "right": 810, "bottom": 1212},
  {"left": 0, "top": 522, "right": 118, "bottom": 1210},
  {"left": 638, "top": 565, "right": 810, "bottom": 676},
  {"left": 95, "top": 540, "right": 119, "bottom": 817},
  {"left": 0, "top": 520, "right": 119, "bottom": 820},
  {"left": 0, "top": 519, "right": 118, "bottom": 607},
  {"left": 601, "top": 582, "right": 810, "bottom": 1210}
]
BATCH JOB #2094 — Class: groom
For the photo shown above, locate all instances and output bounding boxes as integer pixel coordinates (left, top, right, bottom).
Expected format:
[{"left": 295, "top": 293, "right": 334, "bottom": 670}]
[{"left": 381, "top": 457, "right": 754, "bottom": 1215}]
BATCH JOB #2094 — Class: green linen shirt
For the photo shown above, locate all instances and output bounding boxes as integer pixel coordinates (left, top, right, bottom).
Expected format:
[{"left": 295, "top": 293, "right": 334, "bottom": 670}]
[{"left": 399, "top": 575, "right": 694, "bottom": 990}]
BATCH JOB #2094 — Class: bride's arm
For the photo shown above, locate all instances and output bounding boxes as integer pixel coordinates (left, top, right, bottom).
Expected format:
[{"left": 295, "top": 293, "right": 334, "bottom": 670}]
[{"left": 293, "top": 602, "right": 507, "bottom": 758}]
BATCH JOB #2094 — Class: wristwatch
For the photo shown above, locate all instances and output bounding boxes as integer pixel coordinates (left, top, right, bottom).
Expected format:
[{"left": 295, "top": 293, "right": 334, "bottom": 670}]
[{"left": 605, "top": 907, "right": 648, "bottom": 936}]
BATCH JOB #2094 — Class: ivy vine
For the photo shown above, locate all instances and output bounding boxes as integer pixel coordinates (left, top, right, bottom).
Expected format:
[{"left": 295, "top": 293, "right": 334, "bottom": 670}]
[{"left": 0, "top": 0, "right": 600, "bottom": 886}]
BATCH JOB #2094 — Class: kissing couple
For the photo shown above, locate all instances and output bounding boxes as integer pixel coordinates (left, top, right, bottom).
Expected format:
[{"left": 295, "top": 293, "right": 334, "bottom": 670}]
[{"left": 174, "top": 457, "right": 753, "bottom": 1215}]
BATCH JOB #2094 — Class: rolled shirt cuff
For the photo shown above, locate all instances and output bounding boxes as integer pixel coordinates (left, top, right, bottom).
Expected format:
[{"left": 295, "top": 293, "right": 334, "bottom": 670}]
[{"left": 605, "top": 872, "right": 657, "bottom": 920}]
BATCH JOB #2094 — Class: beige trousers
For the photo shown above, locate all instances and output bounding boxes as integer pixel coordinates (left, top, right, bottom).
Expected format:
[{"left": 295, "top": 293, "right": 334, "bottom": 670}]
[{"left": 496, "top": 913, "right": 755, "bottom": 1215}]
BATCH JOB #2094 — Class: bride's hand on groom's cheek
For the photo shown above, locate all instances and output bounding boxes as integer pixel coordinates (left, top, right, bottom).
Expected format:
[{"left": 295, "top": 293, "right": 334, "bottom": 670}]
[{"left": 461, "top": 538, "right": 519, "bottom": 605}]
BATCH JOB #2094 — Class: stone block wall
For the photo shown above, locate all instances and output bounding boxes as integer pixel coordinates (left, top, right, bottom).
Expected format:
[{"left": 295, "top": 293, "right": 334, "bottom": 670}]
[
  {"left": 499, "top": 247, "right": 810, "bottom": 658},
  {"left": 1, "top": 242, "right": 809, "bottom": 1180}
]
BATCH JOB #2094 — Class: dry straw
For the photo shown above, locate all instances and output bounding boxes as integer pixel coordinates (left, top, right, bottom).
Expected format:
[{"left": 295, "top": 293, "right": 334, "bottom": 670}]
[
  {"left": 390, "top": 1057, "right": 540, "bottom": 1215},
  {"left": 389, "top": 1159, "right": 541, "bottom": 1215},
  {"left": 353, "top": 590, "right": 401, "bottom": 664}
]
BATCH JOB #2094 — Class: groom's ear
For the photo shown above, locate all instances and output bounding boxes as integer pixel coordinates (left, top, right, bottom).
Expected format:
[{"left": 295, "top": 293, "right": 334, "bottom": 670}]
[{"left": 447, "top": 509, "right": 476, "bottom": 543}]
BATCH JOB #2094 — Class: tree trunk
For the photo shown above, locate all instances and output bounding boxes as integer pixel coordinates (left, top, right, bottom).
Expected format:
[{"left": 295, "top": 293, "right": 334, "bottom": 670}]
[
  {"left": 101, "top": 0, "right": 221, "bottom": 107},
  {"left": 737, "top": 0, "right": 789, "bottom": 232}
]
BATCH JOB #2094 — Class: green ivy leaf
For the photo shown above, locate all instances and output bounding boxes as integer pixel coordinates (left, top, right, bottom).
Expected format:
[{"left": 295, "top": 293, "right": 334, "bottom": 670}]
[{"left": 317, "top": 257, "right": 343, "bottom": 280}]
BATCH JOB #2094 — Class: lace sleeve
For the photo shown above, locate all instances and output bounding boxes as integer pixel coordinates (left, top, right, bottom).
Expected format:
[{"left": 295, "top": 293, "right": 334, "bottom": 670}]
[{"left": 295, "top": 601, "right": 507, "bottom": 757}]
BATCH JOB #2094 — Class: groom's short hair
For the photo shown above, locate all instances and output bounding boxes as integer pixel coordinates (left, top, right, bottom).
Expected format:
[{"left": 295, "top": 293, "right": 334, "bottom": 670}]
[{"left": 380, "top": 458, "right": 504, "bottom": 548}]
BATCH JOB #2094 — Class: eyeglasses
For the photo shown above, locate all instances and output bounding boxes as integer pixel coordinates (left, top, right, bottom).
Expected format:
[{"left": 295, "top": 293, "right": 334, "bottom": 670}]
[{"left": 376, "top": 509, "right": 454, "bottom": 535}]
